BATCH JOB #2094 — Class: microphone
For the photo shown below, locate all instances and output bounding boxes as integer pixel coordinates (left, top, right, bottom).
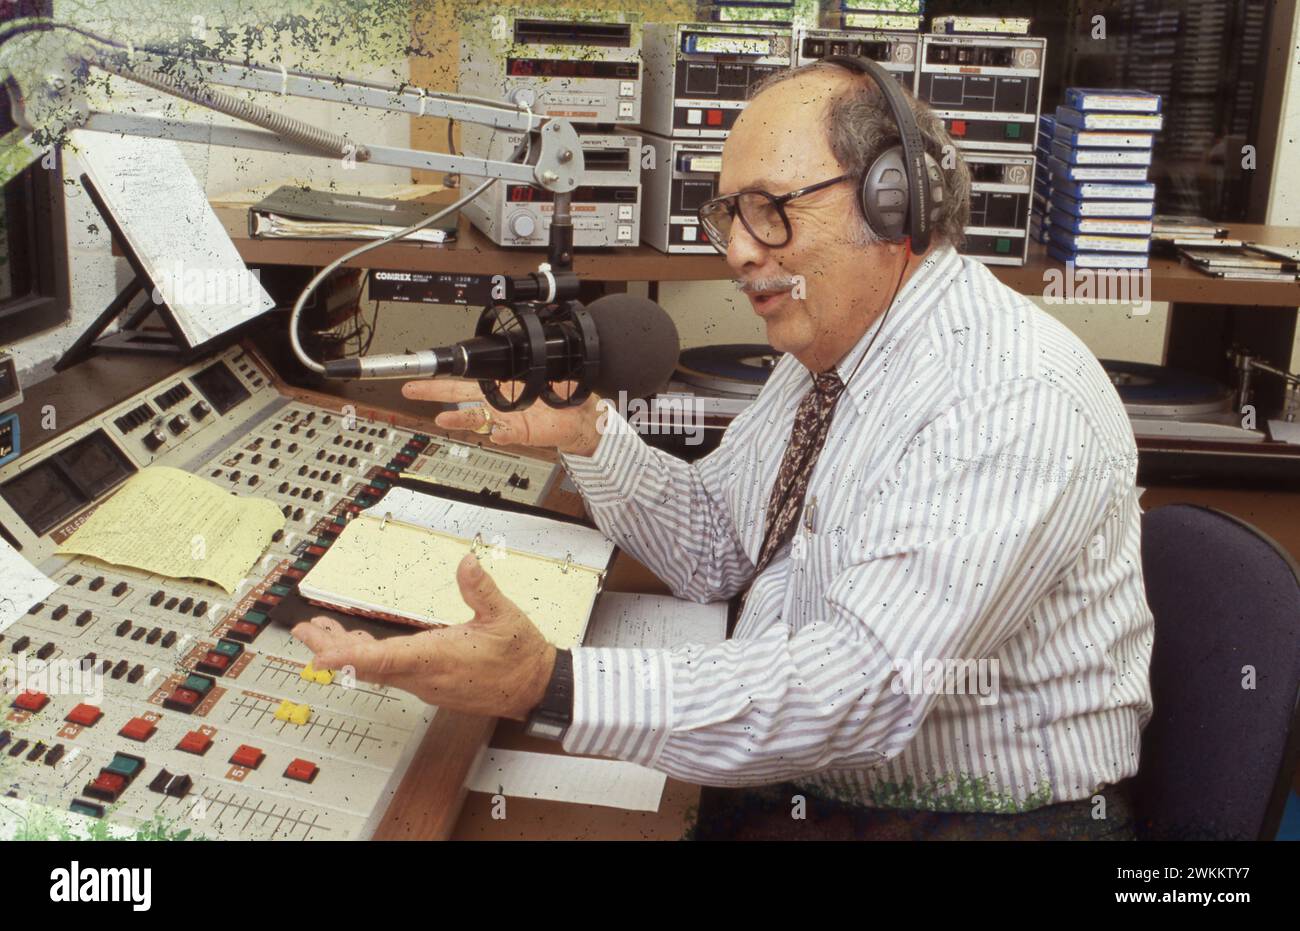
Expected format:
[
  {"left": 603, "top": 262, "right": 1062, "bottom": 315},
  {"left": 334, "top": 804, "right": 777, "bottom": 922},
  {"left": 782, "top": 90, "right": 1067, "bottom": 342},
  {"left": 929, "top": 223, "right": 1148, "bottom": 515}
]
[{"left": 322, "top": 293, "right": 681, "bottom": 409}]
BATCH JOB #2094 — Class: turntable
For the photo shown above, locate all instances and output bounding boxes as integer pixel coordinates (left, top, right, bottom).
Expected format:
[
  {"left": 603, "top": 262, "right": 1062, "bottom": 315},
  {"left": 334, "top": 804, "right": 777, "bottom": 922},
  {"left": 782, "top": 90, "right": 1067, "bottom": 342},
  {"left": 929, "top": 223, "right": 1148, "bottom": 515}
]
[{"left": 1101, "top": 360, "right": 1261, "bottom": 443}]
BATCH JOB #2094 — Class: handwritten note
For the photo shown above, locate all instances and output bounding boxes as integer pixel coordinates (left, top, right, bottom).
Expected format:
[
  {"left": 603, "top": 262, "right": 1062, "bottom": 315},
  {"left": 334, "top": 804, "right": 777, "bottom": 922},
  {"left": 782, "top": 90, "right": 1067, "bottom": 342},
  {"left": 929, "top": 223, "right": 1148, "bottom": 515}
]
[{"left": 57, "top": 466, "right": 284, "bottom": 593}]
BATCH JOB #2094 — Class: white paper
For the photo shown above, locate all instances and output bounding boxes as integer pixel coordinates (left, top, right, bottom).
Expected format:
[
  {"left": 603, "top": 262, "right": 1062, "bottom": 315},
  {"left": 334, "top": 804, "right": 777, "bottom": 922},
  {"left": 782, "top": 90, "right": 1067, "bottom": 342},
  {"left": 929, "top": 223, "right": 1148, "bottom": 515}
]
[
  {"left": 467, "top": 748, "right": 666, "bottom": 812},
  {"left": 73, "top": 129, "right": 275, "bottom": 347},
  {"left": 1268, "top": 419, "right": 1300, "bottom": 445},
  {"left": 362, "top": 486, "right": 614, "bottom": 570},
  {"left": 584, "top": 591, "right": 728, "bottom": 650},
  {"left": 0, "top": 538, "right": 58, "bottom": 635}
]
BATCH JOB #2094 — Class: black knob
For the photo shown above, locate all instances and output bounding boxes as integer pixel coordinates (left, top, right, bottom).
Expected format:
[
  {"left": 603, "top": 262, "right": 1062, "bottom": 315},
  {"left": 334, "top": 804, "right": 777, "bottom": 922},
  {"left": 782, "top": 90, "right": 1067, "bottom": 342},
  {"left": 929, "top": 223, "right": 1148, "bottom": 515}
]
[
  {"left": 143, "top": 429, "right": 166, "bottom": 452},
  {"left": 191, "top": 401, "right": 212, "bottom": 420},
  {"left": 168, "top": 414, "right": 190, "bottom": 435}
]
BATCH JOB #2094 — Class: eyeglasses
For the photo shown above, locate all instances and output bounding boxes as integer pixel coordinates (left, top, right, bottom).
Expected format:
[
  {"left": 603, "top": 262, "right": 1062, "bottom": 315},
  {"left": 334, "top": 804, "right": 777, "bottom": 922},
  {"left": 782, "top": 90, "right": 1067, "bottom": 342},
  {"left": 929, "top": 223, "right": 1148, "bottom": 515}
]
[{"left": 697, "top": 173, "right": 853, "bottom": 253}]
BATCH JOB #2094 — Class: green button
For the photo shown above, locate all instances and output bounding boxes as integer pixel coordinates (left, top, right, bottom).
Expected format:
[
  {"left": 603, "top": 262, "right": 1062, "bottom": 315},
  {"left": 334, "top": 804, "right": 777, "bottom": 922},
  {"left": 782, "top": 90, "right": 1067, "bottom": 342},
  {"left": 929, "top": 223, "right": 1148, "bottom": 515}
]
[
  {"left": 315, "top": 536, "right": 335, "bottom": 548},
  {"left": 996, "top": 238, "right": 1011, "bottom": 253},
  {"left": 269, "top": 583, "right": 293, "bottom": 598},
  {"left": 243, "top": 610, "right": 269, "bottom": 625},
  {"left": 292, "top": 560, "right": 314, "bottom": 573},
  {"left": 214, "top": 640, "right": 243, "bottom": 659},
  {"left": 106, "top": 753, "right": 143, "bottom": 779},
  {"left": 371, "top": 478, "right": 391, "bottom": 490},
  {"left": 353, "top": 496, "right": 375, "bottom": 508},
  {"left": 183, "top": 673, "right": 215, "bottom": 695},
  {"left": 70, "top": 800, "right": 103, "bottom": 818},
  {"left": 1005, "top": 123, "right": 1021, "bottom": 138}
]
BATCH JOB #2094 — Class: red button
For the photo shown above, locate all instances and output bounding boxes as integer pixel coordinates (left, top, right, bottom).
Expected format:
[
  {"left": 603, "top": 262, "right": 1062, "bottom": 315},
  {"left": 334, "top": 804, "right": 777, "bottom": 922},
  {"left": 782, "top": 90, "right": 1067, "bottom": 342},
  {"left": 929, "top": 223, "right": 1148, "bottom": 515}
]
[
  {"left": 706, "top": 109, "right": 723, "bottom": 126},
  {"left": 231, "top": 620, "right": 262, "bottom": 636},
  {"left": 230, "top": 744, "right": 264, "bottom": 769},
  {"left": 284, "top": 758, "right": 318, "bottom": 783},
  {"left": 87, "top": 772, "right": 127, "bottom": 800},
  {"left": 13, "top": 691, "right": 49, "bottom": 712},
  {"left": 119, "top": 716, "right": 156, "bottom": 742},
  {"left": 951, "top": 119, "right": 967, "bottom": 136},
  {"left": 201, "top": 652, "right": 230, "bottom": 671},
  {"left": 170, "top": 687, "right": 201, "bottom": 708},
  {"left": 177, "top": 730, "right": 212, "bottom": 755},
  {"left": 65, "top": 703, "right": 103, "bottom": 726}
]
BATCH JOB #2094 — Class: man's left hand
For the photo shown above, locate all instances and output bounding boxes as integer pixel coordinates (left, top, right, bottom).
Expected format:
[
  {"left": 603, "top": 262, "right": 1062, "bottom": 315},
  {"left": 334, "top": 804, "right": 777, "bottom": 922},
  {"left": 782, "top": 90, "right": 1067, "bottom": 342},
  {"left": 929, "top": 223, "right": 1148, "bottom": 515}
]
[{"left": 291, "top": 553, "right": 558, "bottom": 720}]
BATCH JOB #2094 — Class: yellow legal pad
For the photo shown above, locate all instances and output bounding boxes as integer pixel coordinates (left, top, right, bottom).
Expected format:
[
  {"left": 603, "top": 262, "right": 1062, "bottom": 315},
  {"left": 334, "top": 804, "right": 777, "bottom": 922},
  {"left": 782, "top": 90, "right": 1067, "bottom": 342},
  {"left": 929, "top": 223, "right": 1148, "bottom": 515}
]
[
  {"left": 298, "top": 488, "right": 614, "bottom": 649},
  {"left": 57, "top": 466, "right": 284, "bottom": 593}
]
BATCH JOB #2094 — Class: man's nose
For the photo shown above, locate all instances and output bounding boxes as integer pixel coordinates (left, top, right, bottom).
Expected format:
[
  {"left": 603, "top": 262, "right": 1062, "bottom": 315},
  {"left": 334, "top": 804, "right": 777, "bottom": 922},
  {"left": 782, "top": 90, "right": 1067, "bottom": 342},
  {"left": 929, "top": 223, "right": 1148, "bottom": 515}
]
[{"left": 724, "top": 218, "right": 767, "bottom": 272}]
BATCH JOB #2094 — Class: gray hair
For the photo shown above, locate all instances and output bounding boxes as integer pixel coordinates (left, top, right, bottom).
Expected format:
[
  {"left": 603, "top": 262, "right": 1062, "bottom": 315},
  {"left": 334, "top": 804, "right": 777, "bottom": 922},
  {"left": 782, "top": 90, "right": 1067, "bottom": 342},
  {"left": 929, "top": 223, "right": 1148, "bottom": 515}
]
[{"left": 749, "top": 62, "right": 971, "bottom": 248}]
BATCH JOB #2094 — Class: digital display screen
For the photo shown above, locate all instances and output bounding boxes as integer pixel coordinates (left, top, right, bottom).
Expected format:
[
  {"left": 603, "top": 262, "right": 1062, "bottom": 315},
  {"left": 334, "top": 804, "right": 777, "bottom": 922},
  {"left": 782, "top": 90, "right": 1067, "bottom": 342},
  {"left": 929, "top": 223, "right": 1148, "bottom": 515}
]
[
  {"left": 679, "top": 180, "right": 716, "bottom": 212},
  {"left": 192, "top": 362, "right": 250, "bottom": 415},
  {"left": 1, "top": 461, "right": 86, "bottom": 537},
  {"left": 56, "top": 430, "right": 136, "bottom": 498},
  {"left": 506, "top": 185, "right": 637, "bottom": 204},
  {"left": 0, "top": 429, "right": 135, "bottom": 536},
  {"left": 506, "top": 59, "right": 637, "bottom": 79}
]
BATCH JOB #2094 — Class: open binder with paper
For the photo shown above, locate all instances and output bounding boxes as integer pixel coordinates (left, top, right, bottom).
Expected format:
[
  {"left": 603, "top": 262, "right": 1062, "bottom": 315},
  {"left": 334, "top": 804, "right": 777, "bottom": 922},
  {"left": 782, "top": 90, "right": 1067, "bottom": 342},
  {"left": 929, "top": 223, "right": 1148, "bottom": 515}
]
[{"left": 298, "top": 487, "right": 616, "bottom": 649}]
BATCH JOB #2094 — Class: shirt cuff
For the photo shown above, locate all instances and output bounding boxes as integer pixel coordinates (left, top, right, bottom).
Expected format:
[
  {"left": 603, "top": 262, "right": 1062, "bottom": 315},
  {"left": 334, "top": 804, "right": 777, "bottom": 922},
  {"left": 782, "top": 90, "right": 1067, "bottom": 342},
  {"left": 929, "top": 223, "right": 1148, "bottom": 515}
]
[
  {"left": 558, "top": 403, "right": 652, "bottom": 504},
  {"left": 561, "top": 645, "right": 673, "bottom": 769}
]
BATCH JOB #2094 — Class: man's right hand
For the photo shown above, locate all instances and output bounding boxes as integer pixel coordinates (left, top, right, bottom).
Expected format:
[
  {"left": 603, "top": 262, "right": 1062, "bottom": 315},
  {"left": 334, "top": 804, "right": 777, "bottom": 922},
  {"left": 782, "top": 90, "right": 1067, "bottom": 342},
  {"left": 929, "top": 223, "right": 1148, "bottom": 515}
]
[{"left": 401, "top": 378, "right": 605, "bottom": 458}]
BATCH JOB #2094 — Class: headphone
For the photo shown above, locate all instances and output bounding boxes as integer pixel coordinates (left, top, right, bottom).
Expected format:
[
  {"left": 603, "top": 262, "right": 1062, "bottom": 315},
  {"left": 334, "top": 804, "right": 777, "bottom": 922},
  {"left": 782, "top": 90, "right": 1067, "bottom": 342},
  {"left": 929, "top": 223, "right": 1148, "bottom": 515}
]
[{"left": 820, "top": 54, "right": 947, "bottom": 255}]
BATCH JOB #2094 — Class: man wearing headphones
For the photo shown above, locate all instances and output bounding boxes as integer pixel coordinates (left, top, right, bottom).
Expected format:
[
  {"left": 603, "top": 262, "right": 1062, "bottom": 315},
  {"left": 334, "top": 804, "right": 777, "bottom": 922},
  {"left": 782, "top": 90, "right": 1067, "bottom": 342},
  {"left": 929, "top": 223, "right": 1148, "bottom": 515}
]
[{"left": 294, "top": 59, "right": 1154, "bottom": 840}]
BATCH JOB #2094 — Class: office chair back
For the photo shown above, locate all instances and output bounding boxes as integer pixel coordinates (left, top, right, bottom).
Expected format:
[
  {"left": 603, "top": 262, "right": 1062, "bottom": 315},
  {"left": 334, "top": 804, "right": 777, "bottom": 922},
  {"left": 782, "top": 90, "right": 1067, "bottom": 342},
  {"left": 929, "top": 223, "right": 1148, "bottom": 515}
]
[{"left": 1136, "top": 504, "right": 1300, "bottom": 840}]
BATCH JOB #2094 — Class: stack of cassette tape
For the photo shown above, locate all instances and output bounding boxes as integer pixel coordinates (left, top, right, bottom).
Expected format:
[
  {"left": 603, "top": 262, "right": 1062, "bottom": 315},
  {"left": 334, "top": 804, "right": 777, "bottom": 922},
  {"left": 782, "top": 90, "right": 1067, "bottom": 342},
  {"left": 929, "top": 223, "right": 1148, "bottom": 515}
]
[{"left": 1042, "top": 88, "right": 1163, "bottom": 270}]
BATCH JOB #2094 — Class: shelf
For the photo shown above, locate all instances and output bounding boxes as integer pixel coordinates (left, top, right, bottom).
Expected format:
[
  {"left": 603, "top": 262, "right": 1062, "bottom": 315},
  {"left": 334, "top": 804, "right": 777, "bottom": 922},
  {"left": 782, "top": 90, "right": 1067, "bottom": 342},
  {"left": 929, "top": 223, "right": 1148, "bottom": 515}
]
[{"left": 215, "top": 208, "right": 1300, "bottom": 307}]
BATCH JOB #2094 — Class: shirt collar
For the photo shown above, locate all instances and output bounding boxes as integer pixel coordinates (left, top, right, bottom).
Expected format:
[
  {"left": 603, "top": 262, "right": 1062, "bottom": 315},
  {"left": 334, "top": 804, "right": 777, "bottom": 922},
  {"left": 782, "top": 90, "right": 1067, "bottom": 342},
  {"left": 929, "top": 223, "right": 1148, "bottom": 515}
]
[{"left": 804, "top": 244, "right": 962, "bottom": 415}]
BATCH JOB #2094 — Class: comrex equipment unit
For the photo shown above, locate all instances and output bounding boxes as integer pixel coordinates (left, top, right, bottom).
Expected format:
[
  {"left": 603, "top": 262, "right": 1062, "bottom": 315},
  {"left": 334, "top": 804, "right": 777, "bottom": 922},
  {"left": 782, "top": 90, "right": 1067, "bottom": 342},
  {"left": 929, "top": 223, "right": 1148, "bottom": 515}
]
[
  {"left": 458, "top": 11, "right": 644, "bottom": 126},
  {"left": 0, "top": 352, "right": 21, "bottom": 467},
  {"left": 960, "top": 153, "right": 1036, "bottom": 266},
  {"left": 459, "top": 126, "right": 642, "bottom": 248},
  {"left": 917, "top": 33, "right": 1047, "bottom": 153},
  {"left": 638, "top": 22, "right": 794, "bottom": 138},
  {"left": 793, "top": 26, "right": 921, "bottom": 89},
  {"left": 640, "top": 133, "right": 724, "bottom": 253}
]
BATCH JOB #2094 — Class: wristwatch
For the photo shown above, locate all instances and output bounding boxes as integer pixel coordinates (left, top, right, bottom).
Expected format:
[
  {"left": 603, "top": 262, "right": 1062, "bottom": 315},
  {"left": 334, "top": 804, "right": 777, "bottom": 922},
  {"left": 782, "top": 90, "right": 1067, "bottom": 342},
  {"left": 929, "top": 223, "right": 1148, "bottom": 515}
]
[{"left": 525, "top": 648, "right": 574, "bottom": 741}]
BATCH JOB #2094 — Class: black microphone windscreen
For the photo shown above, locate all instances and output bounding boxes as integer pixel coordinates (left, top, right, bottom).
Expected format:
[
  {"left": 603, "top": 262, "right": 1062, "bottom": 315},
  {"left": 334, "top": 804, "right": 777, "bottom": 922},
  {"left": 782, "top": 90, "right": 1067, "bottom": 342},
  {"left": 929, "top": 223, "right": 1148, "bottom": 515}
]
[{"left": 583, "top": 294, "right": 681, "bottom": 400}]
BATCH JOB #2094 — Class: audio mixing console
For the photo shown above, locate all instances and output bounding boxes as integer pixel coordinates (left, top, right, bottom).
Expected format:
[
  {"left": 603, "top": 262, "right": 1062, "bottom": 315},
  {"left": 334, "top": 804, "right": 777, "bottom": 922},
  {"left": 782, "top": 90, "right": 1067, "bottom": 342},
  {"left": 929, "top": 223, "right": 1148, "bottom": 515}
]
[{"left": 0, "top": 343, "right": 564, "bottom": 839}]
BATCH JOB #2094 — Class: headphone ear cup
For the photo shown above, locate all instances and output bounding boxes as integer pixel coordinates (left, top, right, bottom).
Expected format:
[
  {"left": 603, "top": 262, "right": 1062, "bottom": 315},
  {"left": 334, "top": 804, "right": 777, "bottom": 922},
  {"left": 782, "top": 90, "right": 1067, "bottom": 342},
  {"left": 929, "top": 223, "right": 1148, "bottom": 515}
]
[
  {"left": 922, "top": 151, "right": 946, "bottom": 229},
  {"left": 860, "top": 145, "right": 910, "bottom": 243}
]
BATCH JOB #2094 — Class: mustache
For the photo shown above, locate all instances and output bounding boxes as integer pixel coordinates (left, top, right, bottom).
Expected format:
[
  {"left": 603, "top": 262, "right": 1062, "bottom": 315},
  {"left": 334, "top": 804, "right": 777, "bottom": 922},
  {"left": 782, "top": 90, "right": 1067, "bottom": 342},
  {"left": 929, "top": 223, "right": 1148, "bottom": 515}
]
[{"left": 734, "top": 275, "right": 800, "bottom": 294}]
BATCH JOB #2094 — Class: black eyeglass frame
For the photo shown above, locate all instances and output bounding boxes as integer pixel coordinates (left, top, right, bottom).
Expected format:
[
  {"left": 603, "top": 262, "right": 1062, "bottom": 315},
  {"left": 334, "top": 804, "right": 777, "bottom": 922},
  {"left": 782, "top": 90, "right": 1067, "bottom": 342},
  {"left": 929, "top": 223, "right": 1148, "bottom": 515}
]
[{"left": 697, "top": 173, "right": 854, "bottom": 252}]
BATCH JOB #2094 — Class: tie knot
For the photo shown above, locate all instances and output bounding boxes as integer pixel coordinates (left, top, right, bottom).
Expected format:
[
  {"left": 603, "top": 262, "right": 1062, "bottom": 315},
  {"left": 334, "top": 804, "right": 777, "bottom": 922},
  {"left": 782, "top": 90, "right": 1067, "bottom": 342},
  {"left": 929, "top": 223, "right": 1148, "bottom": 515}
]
[{"left": 812, "top": 371, "right": 844, "bottom": 400}]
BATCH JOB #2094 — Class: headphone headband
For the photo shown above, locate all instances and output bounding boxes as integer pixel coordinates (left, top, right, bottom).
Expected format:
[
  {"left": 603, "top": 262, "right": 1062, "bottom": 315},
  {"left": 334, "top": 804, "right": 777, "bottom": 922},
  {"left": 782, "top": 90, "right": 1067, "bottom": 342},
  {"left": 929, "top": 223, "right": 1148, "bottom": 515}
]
[{"left": 820, "top": 54, "right": 934, "bottom": 254}]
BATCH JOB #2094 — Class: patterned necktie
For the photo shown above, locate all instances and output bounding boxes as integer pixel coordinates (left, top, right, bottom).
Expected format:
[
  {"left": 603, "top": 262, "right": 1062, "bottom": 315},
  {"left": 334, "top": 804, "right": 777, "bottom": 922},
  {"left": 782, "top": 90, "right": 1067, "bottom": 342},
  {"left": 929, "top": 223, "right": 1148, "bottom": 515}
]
[{"left": 753, "top": 370, "right": 846, "bottom": 576}]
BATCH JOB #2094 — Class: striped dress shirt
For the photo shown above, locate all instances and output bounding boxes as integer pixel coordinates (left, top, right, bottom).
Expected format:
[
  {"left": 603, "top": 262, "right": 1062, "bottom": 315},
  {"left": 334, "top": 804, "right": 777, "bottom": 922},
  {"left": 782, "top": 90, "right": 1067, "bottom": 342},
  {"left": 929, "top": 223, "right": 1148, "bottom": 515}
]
[{"left": 559, "top": 245, "right": 1154, "bottom": 811}]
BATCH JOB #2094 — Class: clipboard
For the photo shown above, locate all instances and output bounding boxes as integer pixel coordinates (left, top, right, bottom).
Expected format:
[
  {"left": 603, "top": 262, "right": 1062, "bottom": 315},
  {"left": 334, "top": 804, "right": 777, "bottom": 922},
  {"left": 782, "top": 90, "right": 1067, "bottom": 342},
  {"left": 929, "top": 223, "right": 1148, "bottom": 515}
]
[{"left": 297, "top": 486, "right": 615, "bottom": 648}]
